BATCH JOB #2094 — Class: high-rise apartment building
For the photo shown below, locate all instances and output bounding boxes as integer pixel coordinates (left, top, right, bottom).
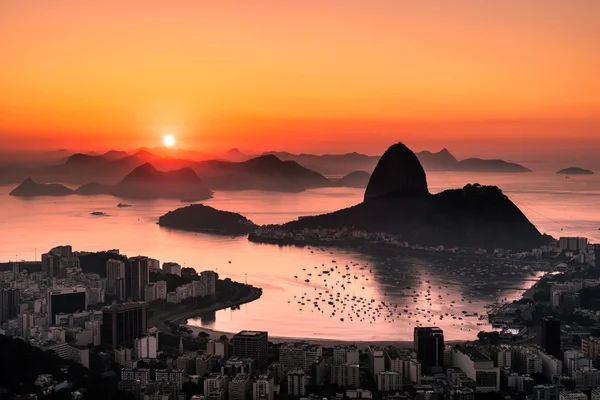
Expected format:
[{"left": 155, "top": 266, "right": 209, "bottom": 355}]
[
  {"left": 253, "top": 374, "right": 274, "bottom": 400},
  {"left": 134, "top": 332, "right": 158, "bottom": 359},
  {"left": 129, "top": 256, "right": 150, "bottom": 301},
  {"left": 106, "top": 259, "right": 126, "bottom": 296},
  {"left": 0, "top": 288, "right": 20, "bottom": 323},
  {"left": 414, "top": 327, "right": 444, "bottom": 374},
  {"left": 542, "top": 317, "right": 561, "bottom": 359},
  {"left": 101, "top": 302, "right": 147, "bottom": 349},
  {"left": 163, "top": 262, "right": 182, "bottom": 277},
  {"left": 201, "top": 270, "right": 218, "bottom": 297},
  {"left": 233, "top": 331, "right": 268, "bottom": 368}
]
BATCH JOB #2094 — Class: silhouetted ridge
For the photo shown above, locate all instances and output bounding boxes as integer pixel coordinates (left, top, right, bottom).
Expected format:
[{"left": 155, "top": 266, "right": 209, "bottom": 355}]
[
  {"left": 9, "top": 177, "right": 74, "bottom": 197},
  {"left": 364, "top": 142, "right": 429, "bottom": 202},
  {"left": 274, "top": 142, "right": 548, "bottom": 251},
  {"left": 158, "top": 204, "right": 257, "bottom": 235},
  {"left": 336, "top": 171, "right": 371, "bottom": 188},
  {"left": 557, "top": 167, "right": 594, "bottom": 175},
  {"left": 65, "top": 153, "right": 106, "bottom": 165},
  {"left": 456, "top": 158, "right": 532, "bottom": 173},
  {"left": 113, "top": 163, "right": 210, "bottom": 199}
]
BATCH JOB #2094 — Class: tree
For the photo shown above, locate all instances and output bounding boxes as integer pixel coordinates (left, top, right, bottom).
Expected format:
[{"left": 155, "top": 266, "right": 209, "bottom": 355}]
[{"left": 198, "top": 332, "right": 210, "bottom": 340}]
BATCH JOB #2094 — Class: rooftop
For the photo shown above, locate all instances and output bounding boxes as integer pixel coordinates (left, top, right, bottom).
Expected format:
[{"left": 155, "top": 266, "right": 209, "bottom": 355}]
[
  {"left": 235, "top": 330, "right": 267, "bottom": 337},
  {"left": 456, "top": 347, "right": 492, "bottom": 362}
]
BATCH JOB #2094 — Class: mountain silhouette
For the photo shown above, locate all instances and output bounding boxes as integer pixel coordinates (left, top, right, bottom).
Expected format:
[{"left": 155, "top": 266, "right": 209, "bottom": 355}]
[
  {"left": 9, "top": 178, "right": 74, "bottom": 197},
  {"left": 279, "top": 142, "right": 548, "bottom": 250},
  {"left": 111, "top": 163, "right": 211, "bottom": 199}
]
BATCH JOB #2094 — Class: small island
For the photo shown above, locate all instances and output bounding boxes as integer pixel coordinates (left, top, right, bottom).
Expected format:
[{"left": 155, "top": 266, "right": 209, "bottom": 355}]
[
  {"left": 158, "top": 204, "right": 258, "bottom": 235},
  {"left": 557, "top": 167, "right": 594, "bottom": 175},
  {"left": 9, "top": 177, "right": 74, "bottom": 197},
  {"left": 90, "top": 211, "right": 109, "bottom": 216}
]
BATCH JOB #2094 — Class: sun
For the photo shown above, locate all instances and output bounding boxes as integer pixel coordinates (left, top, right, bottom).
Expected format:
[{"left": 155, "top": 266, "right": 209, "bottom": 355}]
[{"left": 163, "top": 134, "right": 175, "bottom": 147}]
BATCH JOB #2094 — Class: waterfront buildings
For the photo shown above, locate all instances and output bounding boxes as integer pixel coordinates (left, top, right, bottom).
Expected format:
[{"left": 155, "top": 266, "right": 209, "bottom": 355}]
[
  {"left": 233, "top": 331, "right": 268, "bottom": 368},
  {"left": 452, "top": 346, "right": 500, "bottom": 392},
  {"left": 414, "top": 327, "right": 444, "bottom": 374}
]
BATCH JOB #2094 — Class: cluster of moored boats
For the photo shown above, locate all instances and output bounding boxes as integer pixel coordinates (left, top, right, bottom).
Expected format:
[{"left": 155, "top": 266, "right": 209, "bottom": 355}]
[{"left": 285, "top": 247, "right": 533, "bottom": 332}]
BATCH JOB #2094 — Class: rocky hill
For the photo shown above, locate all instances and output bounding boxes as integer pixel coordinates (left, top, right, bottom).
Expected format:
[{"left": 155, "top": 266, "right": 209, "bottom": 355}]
[
  {"left": 158, "top": 204, "right": 257, "bottom": 235},
  {"left": 281, "top": 142, "right": 548, "bottom": 250},
  {"left": 9, "top": 178, "right": 74, "bottom": 197}
]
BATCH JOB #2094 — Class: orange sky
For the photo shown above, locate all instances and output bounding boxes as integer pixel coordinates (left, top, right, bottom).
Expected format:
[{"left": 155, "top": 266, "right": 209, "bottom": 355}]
[{"left": 1, "top": 0, "right": 598, "bottom": 156}]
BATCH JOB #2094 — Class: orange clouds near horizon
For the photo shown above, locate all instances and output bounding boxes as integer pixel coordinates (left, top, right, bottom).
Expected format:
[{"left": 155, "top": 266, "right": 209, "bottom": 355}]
[{"left": 1, "top": 0, "right": 598, "bottom": 156}]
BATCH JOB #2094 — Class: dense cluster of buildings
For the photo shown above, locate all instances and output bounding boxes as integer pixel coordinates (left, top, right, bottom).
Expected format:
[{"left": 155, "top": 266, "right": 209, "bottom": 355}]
[
  {"left": 110, "top": 323, "right": 600, "bottom": 400},
  {"left": 0, "top": 245, "right": 219, "bottom": 388},
  {"left": 2, "top": 237, "right": 600, "bottom": 399}
]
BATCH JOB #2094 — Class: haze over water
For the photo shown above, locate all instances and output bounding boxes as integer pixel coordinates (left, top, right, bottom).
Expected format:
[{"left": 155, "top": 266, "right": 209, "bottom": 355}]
[{"left": 0, "top": 171, "right": 598, "bottom": 341}]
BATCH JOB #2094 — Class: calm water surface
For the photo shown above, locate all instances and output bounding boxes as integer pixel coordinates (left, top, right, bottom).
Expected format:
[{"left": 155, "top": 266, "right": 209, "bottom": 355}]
[{"left": 0, "top": 171, "right": 598, "bottom": 341}]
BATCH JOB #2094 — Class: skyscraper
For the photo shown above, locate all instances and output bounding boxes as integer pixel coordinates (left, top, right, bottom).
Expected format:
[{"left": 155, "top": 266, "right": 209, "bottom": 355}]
[
  {"left": 47, "top": 288, "right": 87, "bottom": 325},
  {"left": 42, "top": 253, "right": 58, "bottom": 278},
  {"left": 129, "top": 256, "right": 150, "bottom": 301},
  {"left": 414, "top": 327, "right": 444, "bottom": 374},
  {"left": 541, "top": 317, "right": 561, "bottom": 358},
  {"left": 101, "top": 302, "right": 147, "bottom": 349},
  {"left": 0, "top": 288, "right": 20, "bottom": 324},
  {"left": 200, "top": 270, "right": 218, "bottom": 297},
  {"left": 106, "top": 259, "right": 126, "bottom": 296},
  {"left": 233, "top": 331, "right": 268, "bottom": 368}
]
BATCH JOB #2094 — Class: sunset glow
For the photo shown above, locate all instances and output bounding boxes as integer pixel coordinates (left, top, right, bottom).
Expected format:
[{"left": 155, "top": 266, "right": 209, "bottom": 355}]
[
  {"left": 0, "top": 0, "right": 598, "bottom": 156},
  {"left": 163, "top": 135, "right": 176, "bottom": 148}
]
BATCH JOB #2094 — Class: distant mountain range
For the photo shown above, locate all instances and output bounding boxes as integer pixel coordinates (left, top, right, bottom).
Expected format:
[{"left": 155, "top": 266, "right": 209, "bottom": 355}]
[
  {"left": 250, "top": 148, "right": 531, "bottom": 175},
  {"left": 9, "top": 163, "right": 213, "bottom": 200},
  {"left": 1, "top": 146, "right": 532, "bottom": 193},
  {"left": 7, "top": 150, "right": 333, "bottom": 195}
]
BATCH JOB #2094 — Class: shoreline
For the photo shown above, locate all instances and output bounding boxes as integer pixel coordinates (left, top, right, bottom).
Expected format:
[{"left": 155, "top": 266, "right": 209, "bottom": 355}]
[
  {"left": 148, "top": 286, "right": 263, "bottom": 332},
  {"left": 183, "top": 322, "right": 466, "bottom": 349}
]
